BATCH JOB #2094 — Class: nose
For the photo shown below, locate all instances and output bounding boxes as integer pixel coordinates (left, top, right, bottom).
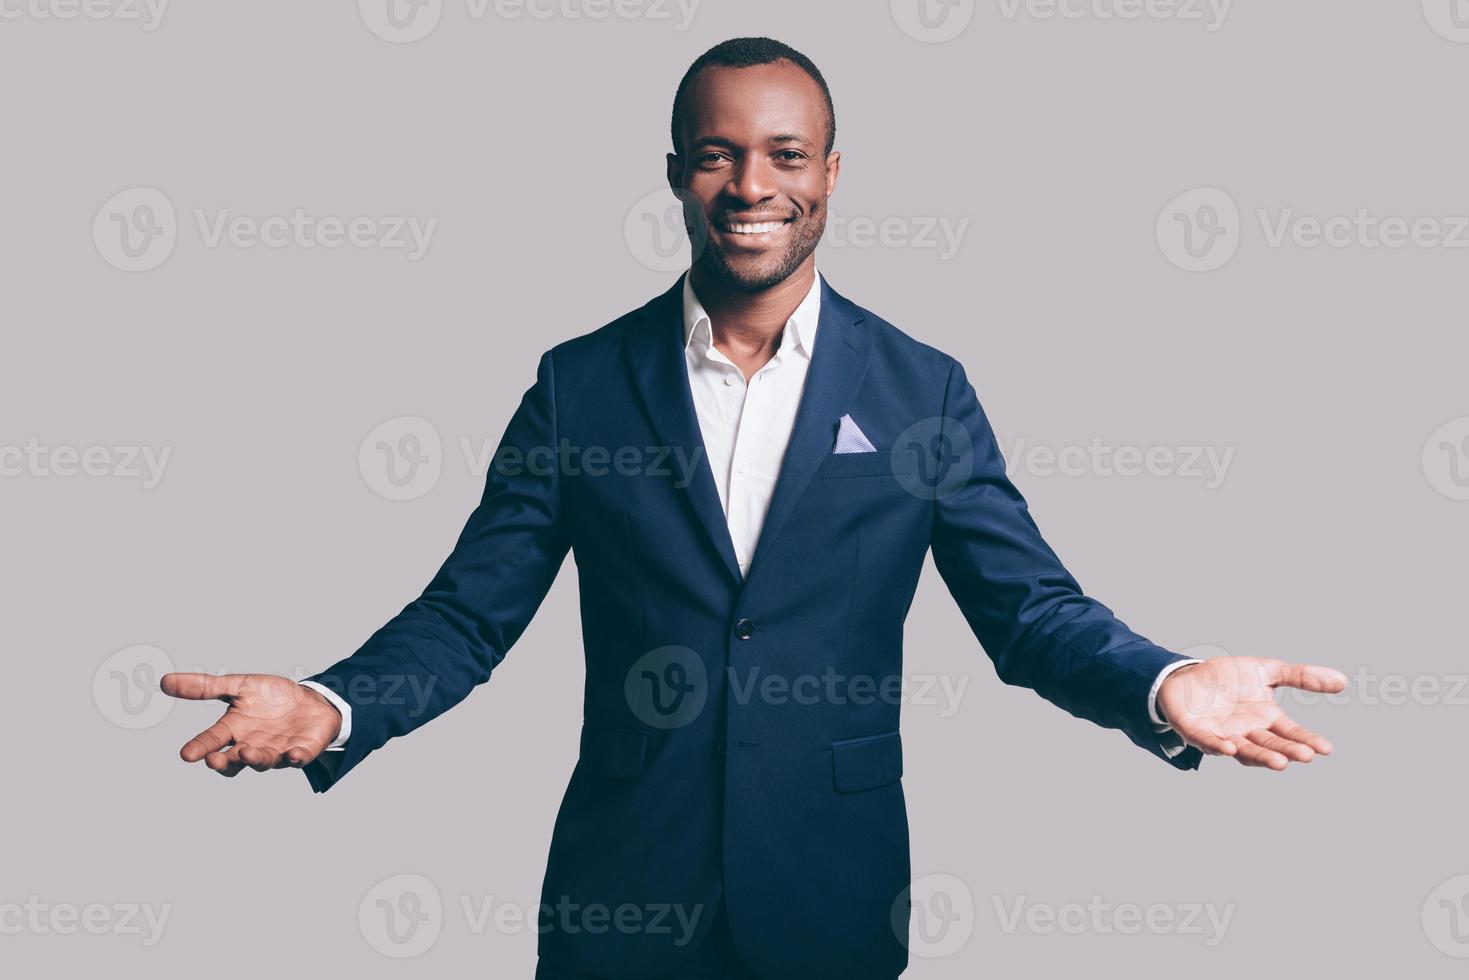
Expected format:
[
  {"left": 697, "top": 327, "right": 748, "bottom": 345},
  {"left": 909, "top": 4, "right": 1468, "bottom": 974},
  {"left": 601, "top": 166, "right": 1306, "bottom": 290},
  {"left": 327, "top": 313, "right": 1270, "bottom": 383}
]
[{"left": 724, "top": 155, "right": 779, "bottom": 207}]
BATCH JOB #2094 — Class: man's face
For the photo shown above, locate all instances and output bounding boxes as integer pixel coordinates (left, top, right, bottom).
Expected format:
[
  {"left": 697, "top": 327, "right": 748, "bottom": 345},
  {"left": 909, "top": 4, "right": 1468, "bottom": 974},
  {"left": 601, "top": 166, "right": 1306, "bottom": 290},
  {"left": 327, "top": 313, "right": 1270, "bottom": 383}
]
[{"left": 667, "top": 61, "right": 839, "bottom": 293}]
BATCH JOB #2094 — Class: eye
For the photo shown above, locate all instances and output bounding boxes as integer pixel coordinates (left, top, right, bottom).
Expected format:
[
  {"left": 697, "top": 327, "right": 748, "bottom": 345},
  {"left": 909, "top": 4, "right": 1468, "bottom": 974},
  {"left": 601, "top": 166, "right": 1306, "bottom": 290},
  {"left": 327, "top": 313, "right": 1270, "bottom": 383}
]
[
  {"left": 776, "top": 151, "right": 806, "bottom": 162},
  {"left": 697, "top": 152, "right": 730, "bottom": 167}
]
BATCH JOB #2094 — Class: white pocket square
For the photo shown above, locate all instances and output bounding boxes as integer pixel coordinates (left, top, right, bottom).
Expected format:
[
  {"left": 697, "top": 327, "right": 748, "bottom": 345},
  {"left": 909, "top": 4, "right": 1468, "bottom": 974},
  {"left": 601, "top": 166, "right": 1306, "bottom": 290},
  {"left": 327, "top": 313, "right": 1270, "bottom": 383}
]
[{"left": 833, "top": 414, "right": 877, "bottom": 454}]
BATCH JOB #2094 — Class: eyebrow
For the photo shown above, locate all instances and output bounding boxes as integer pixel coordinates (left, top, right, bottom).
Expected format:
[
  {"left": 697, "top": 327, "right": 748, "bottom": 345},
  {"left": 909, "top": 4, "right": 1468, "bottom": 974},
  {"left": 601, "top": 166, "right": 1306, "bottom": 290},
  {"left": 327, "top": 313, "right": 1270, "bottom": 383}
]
[{"left": 687, "top": 133, "right": 815, "bottom": 152}]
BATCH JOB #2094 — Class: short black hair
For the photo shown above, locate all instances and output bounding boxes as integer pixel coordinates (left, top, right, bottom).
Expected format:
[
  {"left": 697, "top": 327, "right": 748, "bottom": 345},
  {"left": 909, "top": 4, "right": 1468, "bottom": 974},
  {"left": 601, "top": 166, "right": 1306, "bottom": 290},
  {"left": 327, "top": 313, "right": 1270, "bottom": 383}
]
[{"left": 670, "top": 36, "right": 835, "bottom": 159}]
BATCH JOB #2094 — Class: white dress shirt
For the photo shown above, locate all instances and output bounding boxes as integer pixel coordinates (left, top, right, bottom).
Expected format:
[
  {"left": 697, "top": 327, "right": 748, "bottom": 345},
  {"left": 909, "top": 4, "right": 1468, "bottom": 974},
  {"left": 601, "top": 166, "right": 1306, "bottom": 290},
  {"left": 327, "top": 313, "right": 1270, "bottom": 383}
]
[
  {"left": 681, "top": 265, "right": 823, "bottom": 577},
  {"left": 304, "top": 265, "right": 1192, "bottom": 758}
]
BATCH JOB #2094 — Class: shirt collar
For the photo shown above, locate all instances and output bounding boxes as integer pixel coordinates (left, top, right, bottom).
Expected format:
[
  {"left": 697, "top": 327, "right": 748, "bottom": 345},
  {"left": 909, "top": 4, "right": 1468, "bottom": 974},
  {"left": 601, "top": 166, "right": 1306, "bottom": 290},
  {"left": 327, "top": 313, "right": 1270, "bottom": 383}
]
[{"left": 682, "top": 267, "right": 822, "bottom": 360}]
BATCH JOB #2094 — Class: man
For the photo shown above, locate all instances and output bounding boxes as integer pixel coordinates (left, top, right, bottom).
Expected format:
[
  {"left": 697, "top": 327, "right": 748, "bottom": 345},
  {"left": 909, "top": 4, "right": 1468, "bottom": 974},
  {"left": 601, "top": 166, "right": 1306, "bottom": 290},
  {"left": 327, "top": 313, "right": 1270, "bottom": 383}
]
[{"left": 162, "top": 37, "right": 1346, "bottom": 980}]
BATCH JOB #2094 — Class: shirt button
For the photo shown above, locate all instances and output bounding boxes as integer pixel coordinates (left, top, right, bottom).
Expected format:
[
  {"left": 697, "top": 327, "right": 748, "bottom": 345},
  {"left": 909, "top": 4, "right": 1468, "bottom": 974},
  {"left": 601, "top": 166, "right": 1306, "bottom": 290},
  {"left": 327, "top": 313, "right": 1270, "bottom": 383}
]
[
  {"left": 736, "top": 462, "right": 748, "bottom": 474},
  {"left": 734, "top": 618, "right": 754, "bottom": 640},
  {"left": 724, "top": 374, "right": 738, "bottom": 386}
]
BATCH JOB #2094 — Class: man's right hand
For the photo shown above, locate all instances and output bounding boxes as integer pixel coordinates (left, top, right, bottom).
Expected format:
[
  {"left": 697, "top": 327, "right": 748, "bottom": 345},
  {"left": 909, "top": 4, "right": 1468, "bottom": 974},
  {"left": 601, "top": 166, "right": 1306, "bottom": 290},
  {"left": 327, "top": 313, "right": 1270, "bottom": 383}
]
[{"left": 160, "top": 672, "right": 343, "bottom": 777}]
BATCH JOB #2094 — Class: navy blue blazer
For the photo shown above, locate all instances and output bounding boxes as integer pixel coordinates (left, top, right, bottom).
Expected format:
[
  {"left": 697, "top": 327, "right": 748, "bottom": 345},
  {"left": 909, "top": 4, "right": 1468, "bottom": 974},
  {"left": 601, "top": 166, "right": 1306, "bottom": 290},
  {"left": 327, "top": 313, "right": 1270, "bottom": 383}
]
[{"left": 303, "top": 271, "right": 1202, "bottom": 979}]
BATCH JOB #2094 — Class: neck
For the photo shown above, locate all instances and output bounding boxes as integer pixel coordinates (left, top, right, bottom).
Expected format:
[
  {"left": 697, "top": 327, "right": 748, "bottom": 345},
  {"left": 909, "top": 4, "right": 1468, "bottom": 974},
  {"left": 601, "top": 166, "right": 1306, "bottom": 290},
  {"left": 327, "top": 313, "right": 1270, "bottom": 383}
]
[{"left": 689, "top": 261, "right": 816, "bottom": 366}]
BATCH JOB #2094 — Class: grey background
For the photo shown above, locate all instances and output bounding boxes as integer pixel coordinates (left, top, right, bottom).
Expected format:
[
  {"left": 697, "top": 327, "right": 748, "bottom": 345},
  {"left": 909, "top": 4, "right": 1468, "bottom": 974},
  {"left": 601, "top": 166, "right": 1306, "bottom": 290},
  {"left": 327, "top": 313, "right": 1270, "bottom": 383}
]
[{"left": 3, "top": 0, "right": 1466, "bottom": 975}]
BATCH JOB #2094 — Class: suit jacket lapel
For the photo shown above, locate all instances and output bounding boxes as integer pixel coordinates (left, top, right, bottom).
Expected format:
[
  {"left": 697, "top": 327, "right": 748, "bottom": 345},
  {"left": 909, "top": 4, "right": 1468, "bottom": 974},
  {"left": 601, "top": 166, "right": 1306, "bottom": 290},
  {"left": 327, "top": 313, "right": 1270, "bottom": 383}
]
[
  {"left": 623, "top": 271, "right": 874, "bottom": 590},
  {"left": 745, "top": 276, "right": 873, "bottom": 579},
  {"left": 624, "top": 273, "right": 744, "bottom": 585}
]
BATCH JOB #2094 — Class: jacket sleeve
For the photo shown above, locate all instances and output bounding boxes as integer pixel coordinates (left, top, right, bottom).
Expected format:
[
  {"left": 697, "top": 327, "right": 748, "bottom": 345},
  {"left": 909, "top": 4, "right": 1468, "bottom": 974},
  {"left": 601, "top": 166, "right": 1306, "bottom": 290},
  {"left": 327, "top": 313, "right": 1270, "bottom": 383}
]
[
  {"left": 301, "top": 348, "right": 571, "bottom": 792},
  {"left": 927, "top": 357, "right": 1202, "bottom": 771}
]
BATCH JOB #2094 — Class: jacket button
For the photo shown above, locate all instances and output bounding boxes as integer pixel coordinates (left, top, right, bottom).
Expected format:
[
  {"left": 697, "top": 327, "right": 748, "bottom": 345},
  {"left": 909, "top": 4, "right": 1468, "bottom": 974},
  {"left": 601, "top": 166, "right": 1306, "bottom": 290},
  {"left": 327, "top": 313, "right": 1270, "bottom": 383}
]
[
  {"left": 715, "top": 736, "right": 728, "bottom": 755},
  {"left": 734, "top": 618, "right": 754, "bottom": 640}
]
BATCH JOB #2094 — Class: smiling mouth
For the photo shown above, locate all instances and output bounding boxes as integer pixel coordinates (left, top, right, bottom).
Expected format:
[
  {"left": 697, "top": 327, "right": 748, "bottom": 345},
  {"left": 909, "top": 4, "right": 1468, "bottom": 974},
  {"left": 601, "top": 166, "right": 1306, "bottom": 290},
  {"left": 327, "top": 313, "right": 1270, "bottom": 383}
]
[{"left": 717, "top": 216, "right": 795, "bottom": 235}]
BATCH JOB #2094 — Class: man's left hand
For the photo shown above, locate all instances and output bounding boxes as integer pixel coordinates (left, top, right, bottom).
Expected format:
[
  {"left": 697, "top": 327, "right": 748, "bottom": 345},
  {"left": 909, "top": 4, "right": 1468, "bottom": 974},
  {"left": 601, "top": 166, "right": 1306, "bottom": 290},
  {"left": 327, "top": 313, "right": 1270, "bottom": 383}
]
[{"left": 1157, "top": 657, "right": 1348, "bottom": 769}]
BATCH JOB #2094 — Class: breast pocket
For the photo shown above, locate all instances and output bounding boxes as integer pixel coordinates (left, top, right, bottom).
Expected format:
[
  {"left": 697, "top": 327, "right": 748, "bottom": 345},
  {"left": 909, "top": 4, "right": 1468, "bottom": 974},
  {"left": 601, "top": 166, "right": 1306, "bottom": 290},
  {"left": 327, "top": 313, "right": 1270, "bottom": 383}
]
[{"left": 818, "top": 450, "right": 917, "bottom": 480}]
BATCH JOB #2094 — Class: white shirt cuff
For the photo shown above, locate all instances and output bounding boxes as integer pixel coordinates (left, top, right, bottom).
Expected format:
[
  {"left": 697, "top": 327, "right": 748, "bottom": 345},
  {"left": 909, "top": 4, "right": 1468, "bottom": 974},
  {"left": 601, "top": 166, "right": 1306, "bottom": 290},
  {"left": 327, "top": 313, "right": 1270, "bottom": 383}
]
[
  {"left": 1148, "top": 658, "right": 1203, "bottom": 758},
  {"left": 298, "top": 680, "right": 350, "bottom": 751}
]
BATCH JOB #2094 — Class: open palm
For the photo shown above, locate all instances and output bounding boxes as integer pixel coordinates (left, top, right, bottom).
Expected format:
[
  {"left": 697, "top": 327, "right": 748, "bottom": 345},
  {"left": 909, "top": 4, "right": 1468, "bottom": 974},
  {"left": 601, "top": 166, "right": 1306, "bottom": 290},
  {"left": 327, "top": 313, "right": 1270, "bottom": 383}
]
[{"left": 1157, "top": 656, "right": 1347, "bottom": 770}]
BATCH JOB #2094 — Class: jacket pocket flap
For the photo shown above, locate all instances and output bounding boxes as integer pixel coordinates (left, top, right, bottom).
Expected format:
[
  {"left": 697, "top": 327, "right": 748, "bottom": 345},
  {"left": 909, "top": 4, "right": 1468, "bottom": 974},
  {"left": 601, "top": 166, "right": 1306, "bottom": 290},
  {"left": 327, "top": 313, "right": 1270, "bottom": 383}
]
[
  {"left": 819, "top": 451, "right": 917, "bottom": 480},
  {"left": 831, "top": 730, "right": 903, "bottom": 793},
  {"left": 580, "top": 724, "right": 648, "bottom": 779}
]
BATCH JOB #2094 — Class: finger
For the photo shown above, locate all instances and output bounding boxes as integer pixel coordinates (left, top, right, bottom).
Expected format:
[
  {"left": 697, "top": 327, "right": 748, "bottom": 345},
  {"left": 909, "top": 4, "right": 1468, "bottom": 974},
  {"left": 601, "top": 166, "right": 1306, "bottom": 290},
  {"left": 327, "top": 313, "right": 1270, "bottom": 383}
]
[
  {"left": 1231, "top": 739, "right": 1289, "bottom": 771},
  {"left": 1182, "top": 729, "right": 1238, "bottom": 757},
  {"left": 238, "top": 744, "right": 284, "bottom": 772},
  {"left": 210, "top": 745, "right": 251, "bottom": 777},
  {"left": 180, "top": 719, "right": 234, "bottom": 763},
  {"left": 283, "top": 745, "right": 318, "bottom": 768},
  {"left": 1270, "top": 716, "right": 1333, "bottom": 756},
  {"left": 1266, "top": 662, "right": 1348, "bottom": 694},
  {"left": 1246, "top": 728, "right": 1314, "bottom": 763},
  {"left": 160, "top": 672, "right": 243, "bottom": 702}
]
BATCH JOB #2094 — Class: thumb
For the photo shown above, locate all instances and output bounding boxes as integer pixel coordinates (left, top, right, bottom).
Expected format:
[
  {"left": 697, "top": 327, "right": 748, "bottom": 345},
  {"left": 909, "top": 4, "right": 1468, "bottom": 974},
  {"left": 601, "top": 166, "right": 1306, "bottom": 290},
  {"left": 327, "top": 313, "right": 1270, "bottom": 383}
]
[
  {"left": 160, "top": 672, "right": 242, "bottom": 701},
  {"left": 1266, "top": 661, "right": 1348, "bottom": 694}
]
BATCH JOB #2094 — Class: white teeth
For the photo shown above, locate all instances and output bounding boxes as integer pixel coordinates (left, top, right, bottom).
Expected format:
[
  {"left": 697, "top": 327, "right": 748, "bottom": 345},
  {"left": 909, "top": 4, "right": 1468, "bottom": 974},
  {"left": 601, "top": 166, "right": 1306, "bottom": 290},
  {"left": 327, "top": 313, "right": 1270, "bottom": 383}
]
[{"left": 726, "top": 221, "right": 786, "bottom": 234}]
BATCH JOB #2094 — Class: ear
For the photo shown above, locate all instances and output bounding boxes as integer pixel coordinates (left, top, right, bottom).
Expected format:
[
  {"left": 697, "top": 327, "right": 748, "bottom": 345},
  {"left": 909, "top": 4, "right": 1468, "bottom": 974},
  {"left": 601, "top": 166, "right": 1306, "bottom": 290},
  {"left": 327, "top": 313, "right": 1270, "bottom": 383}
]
[{"left": 824, "top": 149, "right": 841, "bottom": 198}]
